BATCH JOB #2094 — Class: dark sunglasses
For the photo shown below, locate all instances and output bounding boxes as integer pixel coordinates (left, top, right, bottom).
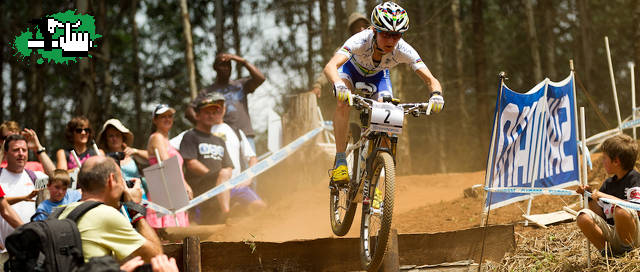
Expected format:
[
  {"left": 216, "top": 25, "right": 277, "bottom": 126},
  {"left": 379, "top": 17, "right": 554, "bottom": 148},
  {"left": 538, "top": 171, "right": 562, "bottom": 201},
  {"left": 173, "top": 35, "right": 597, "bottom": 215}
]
[
  {"left": 376, "top": 29, "right": 402, "bottom": 39},
  {"left": 74, "top": 128, "right": 92, "bottom": 134}
]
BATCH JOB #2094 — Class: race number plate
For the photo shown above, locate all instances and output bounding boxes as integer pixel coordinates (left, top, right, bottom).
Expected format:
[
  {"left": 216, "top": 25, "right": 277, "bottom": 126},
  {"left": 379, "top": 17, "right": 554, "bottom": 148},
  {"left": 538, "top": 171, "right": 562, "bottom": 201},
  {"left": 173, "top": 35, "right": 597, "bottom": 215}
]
[{"left": 370, "top": 101, "right": 403, "bottom": 134}]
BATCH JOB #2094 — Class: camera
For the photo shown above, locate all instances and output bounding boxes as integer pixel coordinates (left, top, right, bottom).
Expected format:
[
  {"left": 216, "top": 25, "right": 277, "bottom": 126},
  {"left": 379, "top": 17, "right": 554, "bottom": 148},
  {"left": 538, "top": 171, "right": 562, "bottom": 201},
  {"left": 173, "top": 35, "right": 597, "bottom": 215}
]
[{"left": 106, "top": 151, "right": 125, "bottom": 166}]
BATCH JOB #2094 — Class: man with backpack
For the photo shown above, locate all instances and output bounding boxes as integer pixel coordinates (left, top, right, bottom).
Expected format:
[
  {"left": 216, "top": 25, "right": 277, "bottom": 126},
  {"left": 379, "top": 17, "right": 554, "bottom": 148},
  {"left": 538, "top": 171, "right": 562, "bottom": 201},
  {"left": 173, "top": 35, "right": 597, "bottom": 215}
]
[
  {"left": 3, "top": 156, "right": 162, "bottom": 271},
  {"left": 57, "top": 155, "right": 162, "bottom": 262}
]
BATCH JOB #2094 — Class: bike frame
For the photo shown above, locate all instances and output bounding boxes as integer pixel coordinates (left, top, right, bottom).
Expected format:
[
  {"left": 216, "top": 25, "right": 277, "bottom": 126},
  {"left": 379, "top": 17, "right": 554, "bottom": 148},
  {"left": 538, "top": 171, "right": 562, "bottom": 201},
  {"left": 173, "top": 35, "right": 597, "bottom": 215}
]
[{"left": 345, "top": 127, "right": 397, "bottom": 204}]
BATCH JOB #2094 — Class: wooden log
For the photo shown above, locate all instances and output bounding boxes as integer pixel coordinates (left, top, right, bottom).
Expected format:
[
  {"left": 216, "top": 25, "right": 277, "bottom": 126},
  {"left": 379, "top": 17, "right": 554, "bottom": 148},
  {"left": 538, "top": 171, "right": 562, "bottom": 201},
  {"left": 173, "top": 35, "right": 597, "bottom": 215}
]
[
  {"left": 379, "top": 228, "right": 400, "bottom": 272},
  {"left": 183, "top": 236, "right": 201, "bottom": 272}
]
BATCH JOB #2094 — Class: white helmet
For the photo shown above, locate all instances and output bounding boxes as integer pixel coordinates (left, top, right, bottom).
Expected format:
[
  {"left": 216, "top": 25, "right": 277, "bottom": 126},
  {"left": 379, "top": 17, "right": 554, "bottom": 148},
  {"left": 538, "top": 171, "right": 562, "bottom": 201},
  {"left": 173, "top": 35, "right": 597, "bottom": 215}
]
[{"left": 370, "top": 2, "right": 409, "bottom": 33}]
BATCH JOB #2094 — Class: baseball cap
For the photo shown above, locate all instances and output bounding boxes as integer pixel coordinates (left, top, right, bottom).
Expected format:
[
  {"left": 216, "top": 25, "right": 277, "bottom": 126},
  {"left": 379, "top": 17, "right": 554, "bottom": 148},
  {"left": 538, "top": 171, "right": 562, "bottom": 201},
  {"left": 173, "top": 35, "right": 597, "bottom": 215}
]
[
  {"left": 196, "top": 92, "right": 225, "bottom": 111},
  {"left": 152, "top": 104, "right": 176, "bottom": 118}
]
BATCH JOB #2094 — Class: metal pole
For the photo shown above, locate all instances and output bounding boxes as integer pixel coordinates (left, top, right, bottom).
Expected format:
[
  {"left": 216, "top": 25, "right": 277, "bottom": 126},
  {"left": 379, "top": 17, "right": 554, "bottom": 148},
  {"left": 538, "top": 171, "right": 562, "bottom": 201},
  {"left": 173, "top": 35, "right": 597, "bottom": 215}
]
[
  {"left": 482, "top": 72, "right": 507, "bottom": 225},
  {"left": 580, "top": 107, "right": 591, "bottom": 266},
  {"left": 605, "top": 36, "right": 622, "bottom": 129}
]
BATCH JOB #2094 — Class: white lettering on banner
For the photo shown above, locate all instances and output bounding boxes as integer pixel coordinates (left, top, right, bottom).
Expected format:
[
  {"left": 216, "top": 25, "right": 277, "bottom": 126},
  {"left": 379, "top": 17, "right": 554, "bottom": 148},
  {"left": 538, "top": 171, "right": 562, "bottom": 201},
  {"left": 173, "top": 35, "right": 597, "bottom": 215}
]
[
  {"left": 543, "top": 96, "right": 573, "bottom": 177},
  {"left": 492, "top": 93, "right": 574, "bottom": 189},
  {"left": 495, "top": 102, "right": 537, "bottom": 188}
]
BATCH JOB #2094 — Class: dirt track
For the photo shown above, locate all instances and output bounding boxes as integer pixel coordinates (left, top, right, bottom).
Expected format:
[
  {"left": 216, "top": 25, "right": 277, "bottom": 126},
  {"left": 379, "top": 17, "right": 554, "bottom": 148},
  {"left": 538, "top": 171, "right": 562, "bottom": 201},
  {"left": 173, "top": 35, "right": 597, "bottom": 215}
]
[{"left": 163, "top": 169, "right": 554, "bottom": 242}]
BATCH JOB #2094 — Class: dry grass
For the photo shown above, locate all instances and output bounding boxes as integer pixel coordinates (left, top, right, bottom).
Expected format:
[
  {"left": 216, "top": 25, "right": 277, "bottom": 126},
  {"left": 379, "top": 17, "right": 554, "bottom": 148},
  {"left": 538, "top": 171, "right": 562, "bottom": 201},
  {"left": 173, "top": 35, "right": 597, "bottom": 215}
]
[{"left": 482, "top": 223, "right": 640, "bottom": 272}]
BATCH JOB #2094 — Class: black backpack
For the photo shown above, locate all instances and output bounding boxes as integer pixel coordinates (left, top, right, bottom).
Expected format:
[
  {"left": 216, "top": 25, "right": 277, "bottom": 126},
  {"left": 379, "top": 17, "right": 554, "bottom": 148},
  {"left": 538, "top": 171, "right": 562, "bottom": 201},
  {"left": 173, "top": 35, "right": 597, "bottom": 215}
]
[{"left": 4, "top": 201, "right": 103, "bottom": 272}]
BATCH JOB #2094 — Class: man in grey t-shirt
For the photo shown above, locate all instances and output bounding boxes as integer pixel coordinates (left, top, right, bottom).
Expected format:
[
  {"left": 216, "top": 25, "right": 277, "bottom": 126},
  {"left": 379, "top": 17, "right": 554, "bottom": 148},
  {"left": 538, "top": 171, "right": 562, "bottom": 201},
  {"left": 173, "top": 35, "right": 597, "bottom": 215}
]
[{"left": 186, "top": 53, "right": 265, "bottom": 151}]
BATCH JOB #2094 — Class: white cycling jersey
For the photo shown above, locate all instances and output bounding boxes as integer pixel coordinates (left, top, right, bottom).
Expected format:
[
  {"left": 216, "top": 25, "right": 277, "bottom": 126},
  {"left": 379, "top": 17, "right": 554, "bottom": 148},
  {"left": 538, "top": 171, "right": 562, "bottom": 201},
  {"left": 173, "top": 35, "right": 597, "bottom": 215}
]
[{"left": 337, "top": 29, "right": 427, "bottom": 76}]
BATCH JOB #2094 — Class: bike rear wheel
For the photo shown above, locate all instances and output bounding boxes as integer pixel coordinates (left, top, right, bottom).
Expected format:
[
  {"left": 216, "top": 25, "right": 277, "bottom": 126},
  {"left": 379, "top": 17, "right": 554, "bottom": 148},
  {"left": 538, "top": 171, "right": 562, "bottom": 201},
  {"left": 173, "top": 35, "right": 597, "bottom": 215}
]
[
  {"left": 329, "top": 123, "right": 361, "bottom": 236},
  {"left": 360, "top": 151, "right": 395, "bottom": 271}
]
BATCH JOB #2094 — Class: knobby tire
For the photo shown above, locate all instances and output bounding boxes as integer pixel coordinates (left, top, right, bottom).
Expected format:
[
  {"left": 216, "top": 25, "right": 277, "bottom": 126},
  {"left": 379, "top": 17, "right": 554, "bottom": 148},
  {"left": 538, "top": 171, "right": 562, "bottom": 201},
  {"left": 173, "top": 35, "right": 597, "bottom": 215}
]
[{"left": 360, "top": 151, "right": 395, "bottom": 271}]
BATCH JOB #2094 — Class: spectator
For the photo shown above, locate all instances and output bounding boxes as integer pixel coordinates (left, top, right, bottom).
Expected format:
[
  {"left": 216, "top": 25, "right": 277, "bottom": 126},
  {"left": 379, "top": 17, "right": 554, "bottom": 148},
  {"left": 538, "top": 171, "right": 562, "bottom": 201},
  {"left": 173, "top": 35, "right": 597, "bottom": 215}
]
[
  {"left": 0, "top": 134, "right": 48, "bottom": 264},
  {"left": 210, "top": 93, "right": 266, "bottom": 213},
  {"left": 576, "top": 134, "right": 640, "bottom": 257},
  {"left": 97, "top": 119, "right": 149, "bottom": 193},
  {"left": 185, "top": 53, "right": 265, "bottom": 153},
  {"left": 181, "top": 93, "right": 234, "bottom": 223},
  {"left": 57, "top": 156, "right": 162, "bottom": 262},
  {"left": 146, "top": 104, "right": 190, "bottom": 228},
  {"left": 309, "top": 12, "right": 369, "bottom": 97},
  {"left": 1, "top": 122, "right": 55, "bottom": 175},
  {"left": 56, "top": 116, "right": 101, "bottom": 171},
  {"left": 31, "top": 169, "right": 81, "bottom": 221}
]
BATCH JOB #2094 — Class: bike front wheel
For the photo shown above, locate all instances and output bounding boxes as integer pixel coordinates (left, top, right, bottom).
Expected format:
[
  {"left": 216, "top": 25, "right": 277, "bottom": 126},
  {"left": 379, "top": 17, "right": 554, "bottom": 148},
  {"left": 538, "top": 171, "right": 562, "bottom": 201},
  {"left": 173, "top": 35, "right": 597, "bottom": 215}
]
[
  {"left": 329, "top": 123, "right": 361, "bottom": 236},
  {"left": 359, "top": 151, "right": 395, "bottom": 271}
]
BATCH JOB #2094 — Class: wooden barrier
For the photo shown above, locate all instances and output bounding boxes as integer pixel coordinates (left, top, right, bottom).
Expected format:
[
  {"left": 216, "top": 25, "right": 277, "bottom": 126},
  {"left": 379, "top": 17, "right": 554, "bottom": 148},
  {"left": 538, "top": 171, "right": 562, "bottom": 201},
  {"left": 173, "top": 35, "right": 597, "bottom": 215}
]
[{"left": 164, "top": 225, "right": 514, "bottom": 271}]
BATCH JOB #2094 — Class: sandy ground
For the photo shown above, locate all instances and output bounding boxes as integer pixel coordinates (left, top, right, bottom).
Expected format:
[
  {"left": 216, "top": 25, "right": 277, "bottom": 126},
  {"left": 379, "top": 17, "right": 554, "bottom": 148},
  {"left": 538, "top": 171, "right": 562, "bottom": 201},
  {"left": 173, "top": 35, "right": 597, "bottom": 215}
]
[
  {"left": 163, "top": 169, "right": 530, "bottom": 242},
  {"left": 163, "top": 149, "right": 614, "bottom": 243}
]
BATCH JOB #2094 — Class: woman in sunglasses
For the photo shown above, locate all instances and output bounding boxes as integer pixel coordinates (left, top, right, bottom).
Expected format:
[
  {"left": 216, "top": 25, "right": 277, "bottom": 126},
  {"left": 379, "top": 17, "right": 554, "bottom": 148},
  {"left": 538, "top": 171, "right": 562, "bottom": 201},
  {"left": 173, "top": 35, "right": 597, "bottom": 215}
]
[
  {"left": 323, "top": 2, "right": 445, "bottom": 184},
  {"left": 56, "top": 116, "right": 101, "bottom": 171}
]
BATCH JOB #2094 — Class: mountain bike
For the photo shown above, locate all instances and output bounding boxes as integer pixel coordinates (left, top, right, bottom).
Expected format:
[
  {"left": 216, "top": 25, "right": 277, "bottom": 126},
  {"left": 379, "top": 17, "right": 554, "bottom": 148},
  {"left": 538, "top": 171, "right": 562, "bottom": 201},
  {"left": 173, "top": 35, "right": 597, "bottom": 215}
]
[{"left": 329, "top": 90, "right": 432, "bottom": 271}]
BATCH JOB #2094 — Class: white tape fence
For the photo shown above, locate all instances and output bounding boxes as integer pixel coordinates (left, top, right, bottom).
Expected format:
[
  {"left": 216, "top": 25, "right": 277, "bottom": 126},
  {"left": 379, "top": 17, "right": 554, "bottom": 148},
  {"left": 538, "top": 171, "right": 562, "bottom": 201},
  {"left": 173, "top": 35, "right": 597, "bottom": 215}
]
[{"left": 143, "top": 125, "right": 328, "bottom": 215}]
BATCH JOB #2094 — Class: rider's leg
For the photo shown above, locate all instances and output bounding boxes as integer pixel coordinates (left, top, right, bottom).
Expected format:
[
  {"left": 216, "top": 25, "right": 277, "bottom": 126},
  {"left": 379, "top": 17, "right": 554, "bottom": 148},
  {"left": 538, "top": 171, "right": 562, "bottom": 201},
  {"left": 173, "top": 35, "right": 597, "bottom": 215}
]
[
  {"left": 334, "top": 100, "right": 351, "bottom": 153},
  {"left": 332, "top": 81, "right": 353, "bottom": 183}
]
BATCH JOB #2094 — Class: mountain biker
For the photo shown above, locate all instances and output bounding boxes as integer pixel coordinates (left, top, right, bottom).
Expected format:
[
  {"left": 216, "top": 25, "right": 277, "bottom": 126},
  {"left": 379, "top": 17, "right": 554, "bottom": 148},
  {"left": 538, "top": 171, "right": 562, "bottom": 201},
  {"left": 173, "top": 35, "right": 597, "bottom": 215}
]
[{"left": 323, "top": 2, "right": 445, "bottom": 185}]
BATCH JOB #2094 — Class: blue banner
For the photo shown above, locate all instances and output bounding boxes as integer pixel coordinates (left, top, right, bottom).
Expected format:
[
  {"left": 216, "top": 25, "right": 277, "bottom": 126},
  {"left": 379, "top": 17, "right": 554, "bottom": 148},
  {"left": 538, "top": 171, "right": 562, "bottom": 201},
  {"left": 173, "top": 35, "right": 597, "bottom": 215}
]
[{"left": 485, "top": 73, "right": 579, "bottom": 210}]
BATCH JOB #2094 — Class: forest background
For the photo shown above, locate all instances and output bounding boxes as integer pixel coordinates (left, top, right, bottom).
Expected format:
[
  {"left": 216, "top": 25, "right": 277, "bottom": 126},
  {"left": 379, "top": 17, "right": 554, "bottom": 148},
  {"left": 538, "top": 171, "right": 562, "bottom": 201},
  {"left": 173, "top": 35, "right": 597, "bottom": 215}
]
[{"left": 1, "top": 0, "right": 639, "bottom": 175}]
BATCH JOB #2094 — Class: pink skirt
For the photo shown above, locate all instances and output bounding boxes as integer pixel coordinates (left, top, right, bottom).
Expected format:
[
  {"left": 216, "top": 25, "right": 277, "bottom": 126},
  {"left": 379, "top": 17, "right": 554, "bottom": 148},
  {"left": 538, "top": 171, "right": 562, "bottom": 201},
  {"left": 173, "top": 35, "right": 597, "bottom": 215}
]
[{"left": 146, "top": 208, "right": 189, "bottom": 228}]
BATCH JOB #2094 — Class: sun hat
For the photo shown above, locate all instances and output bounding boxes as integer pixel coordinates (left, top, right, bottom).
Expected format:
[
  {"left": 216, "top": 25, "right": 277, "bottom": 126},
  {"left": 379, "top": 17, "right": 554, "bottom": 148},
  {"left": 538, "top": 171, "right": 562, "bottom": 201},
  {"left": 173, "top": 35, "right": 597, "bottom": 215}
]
[
  {"left": 97, "top": 119, "right": 134, "bottom": 148},
  {"left": 348, "top": 12, "right": 368, "bottom": 29}
]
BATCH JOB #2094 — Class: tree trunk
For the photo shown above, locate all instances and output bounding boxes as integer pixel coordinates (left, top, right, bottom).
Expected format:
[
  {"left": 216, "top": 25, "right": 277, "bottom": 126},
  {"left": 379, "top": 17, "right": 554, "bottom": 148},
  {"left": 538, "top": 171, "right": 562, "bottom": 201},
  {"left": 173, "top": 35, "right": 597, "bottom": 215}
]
[
  {"left": 433, "top": 9, "right": 447, "bottom": 173},
  {"left": 450, "top": 0, "right": 471, "bottom": 126},
  {"left": 98, "top": 0, "right": 112, "bottom": 122},
  {"left": 332, "top": 0, "right": 345, "bottom": 41},
  {"left": 577, "top": 0, "right": 593, "bottom": 83},
  {"left": 392, "top": 66, "right": 411, "bottom": 175},
  {"left": 215, "top": 0, "right": 225, "bottom": 54},
  {"left": 130, "top": 0, "right": 144, "bottom": 144},
  {"left": 345, "top": 0, "right": 356, "bottom": 17},
  {"left": 539, "top": 0, "right": 557, "bottom": 79},
  {"left": 472, "top": 0, "right": 489, "bottom": 149},
  {"left": 365, "top": 0, "right": 376, "bottom": 15},
  {"left": 232, "top": 0, "right": 242, "bottom": 79},
  {"left": 306, "top": 0, "right": 314, "bottom": 87},
  {"left": 523, "top": 0, "right": 542, "bottom": 82},
  {"left": 319, "top": 0, "right": 330, "bottom": 60},
  {"left": 75, "top": 0, "right": 96, "bottom": 119},
  {"left": 180, "top": 0, "right": 197, "bottom": 99},
  {"left": 28, "top": 0, "right": 46, "bottom": 140},
  {"left": 9, "top": 62, "right": 20, "bottom": 121}
]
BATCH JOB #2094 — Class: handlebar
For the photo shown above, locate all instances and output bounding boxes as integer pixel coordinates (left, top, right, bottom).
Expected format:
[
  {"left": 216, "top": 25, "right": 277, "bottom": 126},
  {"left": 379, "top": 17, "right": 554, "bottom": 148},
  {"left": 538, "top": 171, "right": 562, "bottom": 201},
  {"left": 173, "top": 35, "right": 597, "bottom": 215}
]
[{"left": 349, "top": 94, "right": 433, "bottom": 117}]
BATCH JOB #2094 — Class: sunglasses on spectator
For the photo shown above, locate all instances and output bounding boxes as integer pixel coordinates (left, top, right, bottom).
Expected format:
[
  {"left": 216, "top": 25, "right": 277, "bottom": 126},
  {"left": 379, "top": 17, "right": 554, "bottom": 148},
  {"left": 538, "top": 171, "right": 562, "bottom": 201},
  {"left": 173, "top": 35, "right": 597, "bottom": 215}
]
[
  {"left": 74, "top": 128, "right": 92, "bottom": 134},
  {"left": 157, "top": 114, "right": 174, "bottom": 119},
  {"left": 376, "top": 29, "right": 402, "bottom": 39}
]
